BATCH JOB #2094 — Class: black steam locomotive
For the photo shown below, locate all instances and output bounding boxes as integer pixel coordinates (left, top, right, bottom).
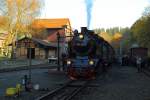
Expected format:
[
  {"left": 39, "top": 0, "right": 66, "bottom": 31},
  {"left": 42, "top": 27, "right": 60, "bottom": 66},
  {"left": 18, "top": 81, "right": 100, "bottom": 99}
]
[{"left": 65, "top": 27, "right": 114, "bottom": 80}]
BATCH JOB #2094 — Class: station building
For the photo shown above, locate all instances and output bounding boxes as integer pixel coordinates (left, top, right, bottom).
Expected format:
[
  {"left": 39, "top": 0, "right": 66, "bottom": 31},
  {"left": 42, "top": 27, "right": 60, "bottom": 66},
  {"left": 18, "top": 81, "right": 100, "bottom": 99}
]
[{"left": 10, "top": 18, "right": 72, "bottom": 59}]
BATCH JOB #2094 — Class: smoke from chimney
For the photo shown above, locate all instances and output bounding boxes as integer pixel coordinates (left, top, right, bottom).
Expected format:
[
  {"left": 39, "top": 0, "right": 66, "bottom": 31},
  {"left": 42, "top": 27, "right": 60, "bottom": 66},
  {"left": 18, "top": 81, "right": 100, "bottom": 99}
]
[{"left": 84, "top": 0, "right": 94, "bottom": 29}]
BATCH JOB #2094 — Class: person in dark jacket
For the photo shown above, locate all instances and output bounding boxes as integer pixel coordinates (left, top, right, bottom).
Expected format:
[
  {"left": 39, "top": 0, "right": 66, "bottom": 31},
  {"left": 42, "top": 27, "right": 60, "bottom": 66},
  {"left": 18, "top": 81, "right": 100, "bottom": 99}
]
[{"left": 61, "top": 53, "right": 66, "bottom": 71}]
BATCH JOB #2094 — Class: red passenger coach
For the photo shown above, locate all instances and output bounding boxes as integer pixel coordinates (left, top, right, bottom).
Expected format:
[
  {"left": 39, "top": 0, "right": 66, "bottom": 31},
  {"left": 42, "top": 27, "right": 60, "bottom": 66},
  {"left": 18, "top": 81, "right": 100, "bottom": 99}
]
[{"left": 129, "top": 47, "right": 148, "bottom": 65}]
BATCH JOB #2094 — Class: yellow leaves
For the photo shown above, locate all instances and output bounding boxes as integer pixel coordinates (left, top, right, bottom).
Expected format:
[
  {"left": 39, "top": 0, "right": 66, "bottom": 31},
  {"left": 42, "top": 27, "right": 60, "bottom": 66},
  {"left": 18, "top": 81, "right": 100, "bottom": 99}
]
[
  {"left": 6, "top": 0, "right": 15, "bottom": 16},
  {"left": 5, "top": 0, "right": 41, "bottom": 26},
  {"left": 0, "top": 0, "right": 42, "bottom": 57},
  {"left": 98, "top": 32, "right": 123, "bottom": 43},
  {"left": 1, "top": 0, "right": 41, "bottom": 45},
  {"left": 6, "top": 0, "right": 13, "bottom": 5},
  {"left": 0, "top": 16, "right": 10, "bottom": 31},
  {"left": 113, "top": 32, "right": 122, "bottom": 40},
  {"left": 99, "top": 32, "right": 113, "bottom": 43},
  {"left": 97, "top": 32, "right": 123, "bottom": 49},
  {"left": 0, "top": 16, "right": 7, "bottom": 26},
  {"left": 30, "top": 0, "right": 40, "bottom": 11},
  {"left": 111, "top": 32, "right": 123, "bottom": 49},
  {"left": 16, "top": 0, "right": 24, "bottom": 6}
]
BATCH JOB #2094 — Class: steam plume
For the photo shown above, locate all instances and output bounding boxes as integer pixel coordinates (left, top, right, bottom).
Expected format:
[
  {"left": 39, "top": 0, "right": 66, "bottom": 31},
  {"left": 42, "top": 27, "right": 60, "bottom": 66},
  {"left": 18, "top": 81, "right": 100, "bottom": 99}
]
[{"left": 84, "top": 0, "right": 94, "bottom": 28}]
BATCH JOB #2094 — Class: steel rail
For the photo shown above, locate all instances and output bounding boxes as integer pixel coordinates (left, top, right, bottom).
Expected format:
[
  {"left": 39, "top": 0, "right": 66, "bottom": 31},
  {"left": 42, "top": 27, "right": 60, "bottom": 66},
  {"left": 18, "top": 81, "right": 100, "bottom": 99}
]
[
  {"left": 65, "top": 81, "right": 89, "bottom": 100},
  {"left": 142, "top": 68, "right": 150, "bottom": 77},
  {"left": 35, "top": 80, "right": 89, "bottom": 100},
  {"left": 35, "top": 80, "right": 73, "bottom": 100}
]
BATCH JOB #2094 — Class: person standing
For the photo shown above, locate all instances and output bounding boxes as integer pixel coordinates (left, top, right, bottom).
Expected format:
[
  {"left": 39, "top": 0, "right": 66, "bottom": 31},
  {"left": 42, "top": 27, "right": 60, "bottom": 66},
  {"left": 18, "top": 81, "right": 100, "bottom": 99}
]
[
  {"left": 61, "top": 53, "right": 66, "bottom": 71},
  {"left": 136, "top": 57, "right": 142, "bottom": 72}
]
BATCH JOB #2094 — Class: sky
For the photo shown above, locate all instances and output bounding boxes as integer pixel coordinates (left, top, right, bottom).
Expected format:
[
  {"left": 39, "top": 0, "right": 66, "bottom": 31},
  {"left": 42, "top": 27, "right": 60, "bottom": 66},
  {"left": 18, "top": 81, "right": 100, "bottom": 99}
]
[{"left": 40, "top": 0, "right": 150, "bottom": 30}]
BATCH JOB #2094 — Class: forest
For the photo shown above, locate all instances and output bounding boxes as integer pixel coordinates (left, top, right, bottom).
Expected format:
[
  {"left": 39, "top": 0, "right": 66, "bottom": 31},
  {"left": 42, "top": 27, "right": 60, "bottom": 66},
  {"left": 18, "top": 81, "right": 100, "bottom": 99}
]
[{"left": 94, "top": 6, "right": 150, "bottom": 55}]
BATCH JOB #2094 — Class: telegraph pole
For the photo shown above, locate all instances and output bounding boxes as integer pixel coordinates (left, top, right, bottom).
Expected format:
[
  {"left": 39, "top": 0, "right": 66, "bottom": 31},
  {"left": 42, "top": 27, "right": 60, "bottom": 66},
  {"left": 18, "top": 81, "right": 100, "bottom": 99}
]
[
  {"left": 57, "top": 32, "right": 60, "bottom": 71},
  {"left": 29, "top": 40, "right": 32, "bottom": 83}
]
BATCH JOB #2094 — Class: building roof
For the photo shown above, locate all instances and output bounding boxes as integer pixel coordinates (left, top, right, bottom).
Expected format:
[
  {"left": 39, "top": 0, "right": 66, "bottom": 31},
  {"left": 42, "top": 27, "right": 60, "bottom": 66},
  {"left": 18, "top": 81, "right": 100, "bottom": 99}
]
[
  {"left": 32, "top": 18, "right": 71, "bottom": 29},
  {"left": 32, "top": 38, "right": 57, "bottom": 48},
  {"left": 32, "top": 18, "right": 72, "bottom": 42},
  {"left": 9, "top": 36, "right": 58, "bottom": 48}
]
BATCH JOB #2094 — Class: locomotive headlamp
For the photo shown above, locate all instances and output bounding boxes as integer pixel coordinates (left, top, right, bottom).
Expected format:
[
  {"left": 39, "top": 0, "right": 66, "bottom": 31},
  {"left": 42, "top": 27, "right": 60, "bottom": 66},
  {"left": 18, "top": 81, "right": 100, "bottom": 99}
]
[
  {"left": 67, "top": 60, "right": 71, "bottom": 65},
  {"left": 89, "top": 60, "right": 94, "bottom": 65},
  {"left": 79, "top": 34, "right": 84, "bottom": 39}
]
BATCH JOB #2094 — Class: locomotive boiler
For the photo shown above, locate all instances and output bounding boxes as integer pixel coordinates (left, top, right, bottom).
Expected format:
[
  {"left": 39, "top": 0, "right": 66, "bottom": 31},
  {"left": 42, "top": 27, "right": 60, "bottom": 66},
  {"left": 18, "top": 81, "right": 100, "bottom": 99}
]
[{"left": 65, "top": 27, "right": 114, "bottom": 80}]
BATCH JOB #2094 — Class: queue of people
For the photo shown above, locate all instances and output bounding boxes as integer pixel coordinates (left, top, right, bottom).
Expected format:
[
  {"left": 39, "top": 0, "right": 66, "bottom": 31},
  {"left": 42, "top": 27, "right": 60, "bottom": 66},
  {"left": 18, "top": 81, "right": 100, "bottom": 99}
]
[
  {"left": 118, "top": 55, "right": 145, "bottom": 72},
  {"left": 121, "top": 55, "right": 129, "bottom": 66}
]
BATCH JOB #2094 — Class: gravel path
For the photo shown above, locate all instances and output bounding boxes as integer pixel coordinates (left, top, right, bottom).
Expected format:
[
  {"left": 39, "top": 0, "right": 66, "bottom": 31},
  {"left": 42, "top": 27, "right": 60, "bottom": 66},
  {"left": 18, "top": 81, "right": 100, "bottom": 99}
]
[{"left": 74, "top": 65, "right": 150, "bottom": 100}]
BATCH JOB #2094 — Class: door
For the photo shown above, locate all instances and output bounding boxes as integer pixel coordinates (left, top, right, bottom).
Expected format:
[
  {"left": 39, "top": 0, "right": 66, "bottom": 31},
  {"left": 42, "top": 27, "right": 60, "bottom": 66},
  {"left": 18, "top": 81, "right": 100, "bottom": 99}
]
[{"left": 27, "top": 48, "right": 35, "bottom": 59}]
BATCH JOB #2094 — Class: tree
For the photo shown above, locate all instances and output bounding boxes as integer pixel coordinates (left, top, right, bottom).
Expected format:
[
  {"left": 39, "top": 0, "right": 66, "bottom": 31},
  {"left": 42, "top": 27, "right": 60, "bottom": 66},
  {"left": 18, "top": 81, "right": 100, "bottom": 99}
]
[
  {"left": 143, "top": 6, "right": 150, "bottom": 17},
  {"left": 99, "top": 32, "right": 113, "bottom": 43},
  {"left": 94, "top": 27, "right": 133, "bottom": 55},
  {"left": 130, "top": 5, "right": 150, "bottom": 57},
  {"left": 131, "top": 13, "right": 150, "bottom": 48},
  {"left": 94, "top": 28, "right": 105, "bottom": 34},
  {"left": 0, "top": 0, "right": 43, "bottom": 58}
]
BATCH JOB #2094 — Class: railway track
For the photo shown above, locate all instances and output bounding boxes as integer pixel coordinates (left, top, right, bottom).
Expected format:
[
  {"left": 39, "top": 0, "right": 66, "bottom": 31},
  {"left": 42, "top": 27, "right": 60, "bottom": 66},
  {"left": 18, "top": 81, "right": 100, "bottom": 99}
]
[
  {"left": 142, "top": 67, "right": 150, "bottom": 77},
  {"left": 35, "top": 80, "right": 90, "bottom": 100}
]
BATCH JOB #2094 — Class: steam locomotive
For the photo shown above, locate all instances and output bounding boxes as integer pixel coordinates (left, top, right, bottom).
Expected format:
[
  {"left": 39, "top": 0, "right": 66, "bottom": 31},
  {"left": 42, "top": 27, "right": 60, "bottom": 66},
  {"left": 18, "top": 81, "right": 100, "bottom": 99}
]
[{"left": 65, "top": 27, "right": 114, "bottom": 80}]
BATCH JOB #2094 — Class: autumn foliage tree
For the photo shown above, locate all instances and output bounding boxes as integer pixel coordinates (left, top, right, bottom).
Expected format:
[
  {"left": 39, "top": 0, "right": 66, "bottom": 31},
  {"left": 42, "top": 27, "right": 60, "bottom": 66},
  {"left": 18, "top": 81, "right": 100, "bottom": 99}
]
[
  {"left": 0, "top": 0, "right": 42, "bottom": 57},
  {"left": 94, "top": 27, "right": 132, "bottom": 55},
  {"left": 131, "top": 6, "right": 150, "bottom": 48}
]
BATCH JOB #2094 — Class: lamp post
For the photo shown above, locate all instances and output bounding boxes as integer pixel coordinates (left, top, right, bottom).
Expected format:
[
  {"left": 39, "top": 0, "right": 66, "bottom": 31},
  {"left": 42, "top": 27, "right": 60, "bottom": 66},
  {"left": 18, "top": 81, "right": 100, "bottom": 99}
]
[
  {"left": 57, "top": 32, "right": 60, "bottom": 71},
  {"left": 24, "top": 38, "right": 32, "bottom": 83},
  {"left": 120, "top": 39, "right": 123, "bottom": 57},
  {"left": 62, "top": 25, "right": 73, "bottom": 41},
  {"left": 56, "top": 26, "right": 73, "bottom": 71},
  {"left": 29, "top": 41, "right": 32, "bottom": 83}
]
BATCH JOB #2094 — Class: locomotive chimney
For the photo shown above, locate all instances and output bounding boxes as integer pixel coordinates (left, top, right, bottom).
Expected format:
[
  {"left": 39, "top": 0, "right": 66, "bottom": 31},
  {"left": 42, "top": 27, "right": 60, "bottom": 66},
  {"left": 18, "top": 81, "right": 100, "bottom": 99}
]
[{"left": 81, "top": 27, "right": 87, "bottom": 34}]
